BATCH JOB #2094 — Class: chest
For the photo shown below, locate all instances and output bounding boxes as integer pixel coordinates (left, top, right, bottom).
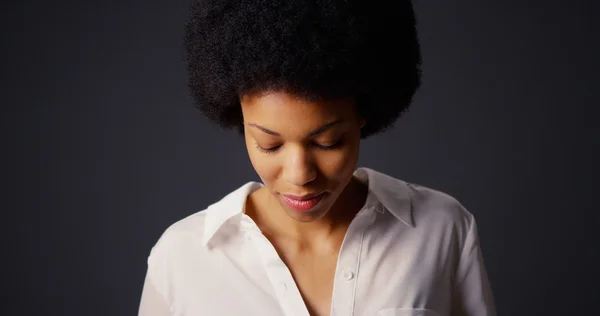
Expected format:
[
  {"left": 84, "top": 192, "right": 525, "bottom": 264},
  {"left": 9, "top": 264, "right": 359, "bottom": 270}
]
[
  {"left": 275, "top": 245, "right": 341, "bottom": 316},
  {"left": 165, "top": 215, "right": 455, "bottom": 316}
]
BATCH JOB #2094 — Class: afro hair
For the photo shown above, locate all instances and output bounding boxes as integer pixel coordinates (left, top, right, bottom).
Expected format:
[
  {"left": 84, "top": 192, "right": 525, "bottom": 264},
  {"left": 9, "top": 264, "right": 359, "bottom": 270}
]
[{"left": 184, "top": 0, "right": 422, "bottom": 138}]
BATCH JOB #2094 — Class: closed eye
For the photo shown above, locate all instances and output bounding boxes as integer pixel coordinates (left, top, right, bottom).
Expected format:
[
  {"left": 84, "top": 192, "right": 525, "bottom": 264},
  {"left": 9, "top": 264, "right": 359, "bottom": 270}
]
[
  {"left": 255, "top": 140, "right": 342, "bottom": 154},
  {"left": 314, "top": 139, "right": 343, "bottom": 150},
  {"left": 255, "top": 143, "right": 281, "bottom": 154}
]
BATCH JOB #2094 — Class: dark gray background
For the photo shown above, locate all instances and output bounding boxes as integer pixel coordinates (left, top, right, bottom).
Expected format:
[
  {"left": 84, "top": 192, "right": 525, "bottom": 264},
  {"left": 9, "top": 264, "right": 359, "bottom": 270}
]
[{"left": 3, "top": 0, "right": 598, "bottom": 315}]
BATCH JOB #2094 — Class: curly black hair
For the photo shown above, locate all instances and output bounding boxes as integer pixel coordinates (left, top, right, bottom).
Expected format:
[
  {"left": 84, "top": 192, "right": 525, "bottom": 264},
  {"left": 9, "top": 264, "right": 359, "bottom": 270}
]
[{"left": 184, "top": 0, "right": 421, "bottom": 138}]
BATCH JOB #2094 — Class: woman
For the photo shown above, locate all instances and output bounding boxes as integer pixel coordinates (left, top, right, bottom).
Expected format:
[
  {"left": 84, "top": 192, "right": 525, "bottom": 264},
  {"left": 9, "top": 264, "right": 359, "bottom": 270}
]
[{"left": 138, "top": 0, "right": 496, "bottom": 315}]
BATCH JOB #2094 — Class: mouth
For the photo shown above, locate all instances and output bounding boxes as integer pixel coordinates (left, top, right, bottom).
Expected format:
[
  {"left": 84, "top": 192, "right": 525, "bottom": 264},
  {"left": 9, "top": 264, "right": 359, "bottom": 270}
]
[{"left": 280, "top": 192, "right": 326, "bottom": 212}]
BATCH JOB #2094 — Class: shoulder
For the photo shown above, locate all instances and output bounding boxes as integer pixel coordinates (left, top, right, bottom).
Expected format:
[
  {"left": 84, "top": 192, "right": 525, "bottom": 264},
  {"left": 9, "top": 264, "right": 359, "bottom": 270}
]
[
  {"left": 372, "top": 170, "right": 479, "bottom": 257},
  {"left": 360, "top": 167, "right": 474, "bottom": 230},
  {"left": 406, "top": 182, "right": 474, "bottom": 229},
  {"left": 402, "top": 181, "right": 478, "bottom": 258},
  {"left": 145, "top": 181, "right": 259, "bottom": 265},
  {"left": 146, "top": 208, "right": 209, "bottom": 268},
  {"left": 406, "top": 182, "right": 473, "bottom": 220},
  {"left": 142, "top": 189, "right": 237, "bottom": 290}
]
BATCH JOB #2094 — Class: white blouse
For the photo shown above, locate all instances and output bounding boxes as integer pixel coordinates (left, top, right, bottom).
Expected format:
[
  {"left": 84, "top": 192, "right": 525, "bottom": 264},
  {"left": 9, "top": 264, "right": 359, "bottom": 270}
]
[{"left": 138, "top": 167, "right": 496, "bottom": 316}]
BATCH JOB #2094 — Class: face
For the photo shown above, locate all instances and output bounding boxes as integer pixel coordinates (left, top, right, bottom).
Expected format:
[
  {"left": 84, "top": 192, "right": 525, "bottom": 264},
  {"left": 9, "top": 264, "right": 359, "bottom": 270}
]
[{"left": 240, "top": 91, "right": 365, "bottom": 223}]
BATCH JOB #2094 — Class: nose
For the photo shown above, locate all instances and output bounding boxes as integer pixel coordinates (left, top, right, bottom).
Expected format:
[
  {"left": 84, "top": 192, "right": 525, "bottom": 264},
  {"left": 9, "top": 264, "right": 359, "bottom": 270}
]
[{"left": 282, "top": 145, "right": 317, "bottom": 186}]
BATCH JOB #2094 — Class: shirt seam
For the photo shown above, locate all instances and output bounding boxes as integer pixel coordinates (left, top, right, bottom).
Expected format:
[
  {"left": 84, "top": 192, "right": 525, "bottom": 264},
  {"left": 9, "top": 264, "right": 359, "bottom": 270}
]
[{"left": 454, "top": 212, "right": 475, "bottom": 288}]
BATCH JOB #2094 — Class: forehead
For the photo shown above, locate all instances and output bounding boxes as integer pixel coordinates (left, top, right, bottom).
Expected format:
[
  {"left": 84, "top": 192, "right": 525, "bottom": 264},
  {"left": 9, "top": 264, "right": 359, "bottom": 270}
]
[{"left": 240, "top": 91, "right": 357, "bottom": 122}]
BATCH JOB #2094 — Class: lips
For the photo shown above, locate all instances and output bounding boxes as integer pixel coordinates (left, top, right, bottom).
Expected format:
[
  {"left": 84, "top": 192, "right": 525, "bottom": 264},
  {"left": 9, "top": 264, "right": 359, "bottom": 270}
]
[{"left": 281, "top": 192, "right": 326, "bottom": 212}]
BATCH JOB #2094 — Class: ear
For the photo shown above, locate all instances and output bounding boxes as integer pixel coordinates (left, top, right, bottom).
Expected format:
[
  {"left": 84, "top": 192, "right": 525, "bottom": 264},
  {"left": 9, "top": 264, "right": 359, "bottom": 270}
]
[{"left": 359, "top": 119, "right": 366, "bottom": 129}]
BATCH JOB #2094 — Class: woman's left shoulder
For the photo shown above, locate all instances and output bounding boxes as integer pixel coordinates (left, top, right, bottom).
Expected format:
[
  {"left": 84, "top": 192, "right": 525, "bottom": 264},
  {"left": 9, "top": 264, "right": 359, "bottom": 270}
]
[
  {"left": 358, "top": 167, "right": 476, "bottom": 229},
  {"left": 404, "top": 181, "right": 476, "bottom": 229}
]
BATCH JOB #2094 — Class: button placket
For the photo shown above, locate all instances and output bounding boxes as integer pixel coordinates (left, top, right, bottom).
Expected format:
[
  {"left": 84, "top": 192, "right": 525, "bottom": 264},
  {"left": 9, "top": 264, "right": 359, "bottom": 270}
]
[{"left": 331, "top": 207, "right": 378, "bottom": 316}]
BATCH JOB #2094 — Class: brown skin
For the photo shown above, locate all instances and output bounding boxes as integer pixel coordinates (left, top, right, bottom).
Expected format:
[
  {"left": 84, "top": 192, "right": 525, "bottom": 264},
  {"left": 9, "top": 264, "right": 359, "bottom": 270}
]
[{"left": 241, "top": 91, "right": 368, "bottom": 316}]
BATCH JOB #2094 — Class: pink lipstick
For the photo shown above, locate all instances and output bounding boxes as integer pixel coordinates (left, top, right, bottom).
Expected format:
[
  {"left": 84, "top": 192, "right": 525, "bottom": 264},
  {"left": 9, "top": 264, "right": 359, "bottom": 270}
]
[{"left": 281, "top": 192, "right": 326, "bottom": 212}]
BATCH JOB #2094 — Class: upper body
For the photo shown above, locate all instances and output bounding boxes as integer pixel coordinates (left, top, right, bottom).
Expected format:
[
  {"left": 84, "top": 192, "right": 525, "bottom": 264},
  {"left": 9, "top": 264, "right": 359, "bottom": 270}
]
[
  {"left": 138, "top": 167, "right": 496, "bottom": 316},
  {"left": 139, "top": 0, "right": 496, "bottom": 315}
]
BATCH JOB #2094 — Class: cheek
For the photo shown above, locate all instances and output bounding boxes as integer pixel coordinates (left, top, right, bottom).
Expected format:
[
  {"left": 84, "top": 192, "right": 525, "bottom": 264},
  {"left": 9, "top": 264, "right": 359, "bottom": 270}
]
[{"left": 318, "top": 141, "right": 360, "bottom": 181}]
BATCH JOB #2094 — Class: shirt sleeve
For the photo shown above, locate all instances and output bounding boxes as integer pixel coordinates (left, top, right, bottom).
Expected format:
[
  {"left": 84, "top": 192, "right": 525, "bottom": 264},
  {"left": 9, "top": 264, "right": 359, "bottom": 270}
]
[
  {"left": 138, "top": 270, "right": 172, "bottom": 316},
  {"left": 451, "top": 215, "right": 497, "bottom": 316}
]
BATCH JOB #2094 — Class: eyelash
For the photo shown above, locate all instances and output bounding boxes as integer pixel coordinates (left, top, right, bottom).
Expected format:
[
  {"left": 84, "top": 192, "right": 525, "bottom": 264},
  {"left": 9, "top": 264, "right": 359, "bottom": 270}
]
[{"left": 256, "top": 140, "right": 342, "bottom": 154}]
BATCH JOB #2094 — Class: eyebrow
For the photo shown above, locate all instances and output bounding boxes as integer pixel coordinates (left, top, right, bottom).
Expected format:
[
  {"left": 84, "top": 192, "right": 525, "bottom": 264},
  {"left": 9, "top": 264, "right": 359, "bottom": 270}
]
[{"left": 248, "top": 119, "right": 343, "bottom": 137}]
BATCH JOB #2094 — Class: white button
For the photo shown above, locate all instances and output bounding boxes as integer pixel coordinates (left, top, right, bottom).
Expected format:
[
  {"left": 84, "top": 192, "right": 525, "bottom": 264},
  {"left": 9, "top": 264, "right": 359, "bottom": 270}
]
[
  {"left": 342, "top": 270, "right": 354, "bottom": 281},
  {"left": 245, "top": 234, "right": 252, "bottom": 241},
  {"left": 280, "top": 282, "right": 288, "bottom": 292}
]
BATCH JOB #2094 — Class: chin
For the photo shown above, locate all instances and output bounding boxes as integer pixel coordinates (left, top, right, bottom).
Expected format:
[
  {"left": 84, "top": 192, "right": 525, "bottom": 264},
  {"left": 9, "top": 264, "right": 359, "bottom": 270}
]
[{"left": 284, "top": 208, "right": 330, "bottom": 223}]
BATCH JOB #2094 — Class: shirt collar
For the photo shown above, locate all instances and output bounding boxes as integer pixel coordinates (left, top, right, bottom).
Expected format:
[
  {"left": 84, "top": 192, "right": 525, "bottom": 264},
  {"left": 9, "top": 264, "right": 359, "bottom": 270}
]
[
  {"left": 201, "top": 167, "right": 414, "bottom": 246},
  {"left": 353, "top": 167, "right": 415, "bottom": 227},
  {"left": 201, "top": 182, "right": 262, "bottom": 247}
]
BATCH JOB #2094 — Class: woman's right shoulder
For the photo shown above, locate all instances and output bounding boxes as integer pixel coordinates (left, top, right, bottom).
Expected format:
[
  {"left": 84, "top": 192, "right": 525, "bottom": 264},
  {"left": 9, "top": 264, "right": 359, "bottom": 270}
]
[
  {"left": 142, "top": 204, "right": 220, "bottom": 296},
  {"left": 146, "top": 181, "right": 261, "bottom": 259},
  {"left": 147, "top": 209, "right": 210, "bottom": 259}
]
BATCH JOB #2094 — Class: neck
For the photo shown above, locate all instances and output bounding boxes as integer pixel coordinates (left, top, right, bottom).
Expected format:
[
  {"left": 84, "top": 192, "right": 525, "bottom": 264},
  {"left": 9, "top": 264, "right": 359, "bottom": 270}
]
[{"left": 247, "top": 177, "right": 369, "bottom": 244}]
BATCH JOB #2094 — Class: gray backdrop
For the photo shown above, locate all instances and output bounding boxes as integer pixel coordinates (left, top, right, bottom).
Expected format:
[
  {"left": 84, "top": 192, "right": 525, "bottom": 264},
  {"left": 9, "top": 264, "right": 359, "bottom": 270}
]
[{"left": 3, "top": 0, "right": 598, "bottom": 315}]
